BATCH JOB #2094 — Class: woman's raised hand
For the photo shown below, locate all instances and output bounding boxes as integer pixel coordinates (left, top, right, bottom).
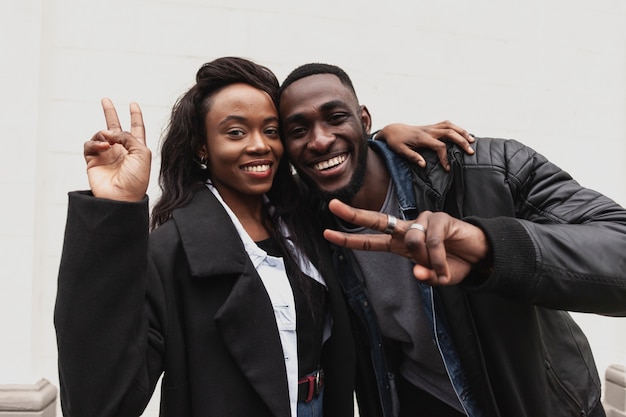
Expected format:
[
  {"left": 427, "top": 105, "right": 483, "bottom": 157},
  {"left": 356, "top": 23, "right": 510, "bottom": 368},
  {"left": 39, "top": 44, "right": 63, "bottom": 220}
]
[{"left": 84, "top": 98, "right": 151, "bottom": 201}]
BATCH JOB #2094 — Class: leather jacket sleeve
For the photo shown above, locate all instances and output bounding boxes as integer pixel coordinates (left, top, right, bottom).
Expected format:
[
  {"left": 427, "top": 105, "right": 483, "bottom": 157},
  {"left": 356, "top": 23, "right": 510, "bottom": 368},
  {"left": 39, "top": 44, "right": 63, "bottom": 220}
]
[{"left": 463, "top": 139, "right": 626, "bottom": 316}]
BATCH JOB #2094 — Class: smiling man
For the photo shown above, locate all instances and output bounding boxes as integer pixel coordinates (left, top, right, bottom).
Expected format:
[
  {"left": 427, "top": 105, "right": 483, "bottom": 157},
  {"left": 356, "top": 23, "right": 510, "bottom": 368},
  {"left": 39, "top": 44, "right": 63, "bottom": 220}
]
[
  {"left": 278, "top": 63, "right": 626, "bottom": 417},
  {"left": 280, "top": 71, "right": 382, "bottom": 210}
]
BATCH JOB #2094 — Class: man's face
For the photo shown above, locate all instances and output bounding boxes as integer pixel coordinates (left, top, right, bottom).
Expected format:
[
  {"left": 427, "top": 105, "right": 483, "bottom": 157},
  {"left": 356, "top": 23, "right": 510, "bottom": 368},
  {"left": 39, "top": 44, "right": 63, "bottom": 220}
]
[{"left": 279, "top": 74, "right": 371, "bottom": 202}]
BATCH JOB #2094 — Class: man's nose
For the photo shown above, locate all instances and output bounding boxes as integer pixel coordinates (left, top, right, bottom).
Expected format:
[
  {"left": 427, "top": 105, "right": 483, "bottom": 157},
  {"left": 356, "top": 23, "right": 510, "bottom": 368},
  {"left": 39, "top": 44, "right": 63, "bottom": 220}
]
[{"left": 307, "top": 125, "right": 335, "bottom": 153}]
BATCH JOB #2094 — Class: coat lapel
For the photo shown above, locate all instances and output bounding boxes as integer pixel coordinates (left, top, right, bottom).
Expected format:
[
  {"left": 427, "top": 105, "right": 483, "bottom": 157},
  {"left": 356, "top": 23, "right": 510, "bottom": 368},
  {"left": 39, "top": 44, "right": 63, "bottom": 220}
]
[
  {"left": 215, "top": 265, "right": 291, "bottom": 417},
  {"left": 172, "top": 188, "right": 291, "bottom": 417},
  {"left": 173, "top": 188, "right": 247, "bottom": 278}
]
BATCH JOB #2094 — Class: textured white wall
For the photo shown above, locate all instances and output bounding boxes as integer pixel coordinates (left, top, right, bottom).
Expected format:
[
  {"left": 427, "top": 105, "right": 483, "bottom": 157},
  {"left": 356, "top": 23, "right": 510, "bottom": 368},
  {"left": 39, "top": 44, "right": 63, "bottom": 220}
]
[{"left": 1, "top": 0, "right": 624, "bottom": 415}]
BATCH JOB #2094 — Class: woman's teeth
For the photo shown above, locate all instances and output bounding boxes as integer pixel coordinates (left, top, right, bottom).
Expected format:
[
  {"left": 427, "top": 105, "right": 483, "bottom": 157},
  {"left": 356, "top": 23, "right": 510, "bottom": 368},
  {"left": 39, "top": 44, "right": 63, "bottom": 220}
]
[{"left": 243, "top": 164, "right": 270, "bottom": 172}]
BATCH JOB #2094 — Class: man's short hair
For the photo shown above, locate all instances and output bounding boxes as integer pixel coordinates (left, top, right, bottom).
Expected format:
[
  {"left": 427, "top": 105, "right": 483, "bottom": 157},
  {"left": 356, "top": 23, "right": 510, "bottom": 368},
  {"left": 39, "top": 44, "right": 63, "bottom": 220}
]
[{"left": 279, "top": 63, "right": 359, "bottom": 101}]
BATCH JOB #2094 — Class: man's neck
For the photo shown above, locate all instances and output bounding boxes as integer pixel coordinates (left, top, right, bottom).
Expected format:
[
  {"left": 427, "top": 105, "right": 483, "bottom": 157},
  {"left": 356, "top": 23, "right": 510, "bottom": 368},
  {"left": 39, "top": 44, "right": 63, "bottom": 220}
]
[{"left": 350, "top": 149, "right": 391, "bottom": 212}]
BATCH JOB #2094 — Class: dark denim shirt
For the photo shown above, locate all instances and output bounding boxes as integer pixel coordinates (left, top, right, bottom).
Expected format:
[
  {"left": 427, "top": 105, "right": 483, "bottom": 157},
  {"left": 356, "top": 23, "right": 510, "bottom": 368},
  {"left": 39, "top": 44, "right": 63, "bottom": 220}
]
[{"left": 331, "top": 140, "right": 483, "bottom": 417}]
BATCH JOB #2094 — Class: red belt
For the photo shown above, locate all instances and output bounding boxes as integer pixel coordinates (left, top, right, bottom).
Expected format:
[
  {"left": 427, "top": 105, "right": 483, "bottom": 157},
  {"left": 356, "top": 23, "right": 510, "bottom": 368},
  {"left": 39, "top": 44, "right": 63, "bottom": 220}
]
[{"left": 297, "top": 369, "right": 324, "bottom": 403}]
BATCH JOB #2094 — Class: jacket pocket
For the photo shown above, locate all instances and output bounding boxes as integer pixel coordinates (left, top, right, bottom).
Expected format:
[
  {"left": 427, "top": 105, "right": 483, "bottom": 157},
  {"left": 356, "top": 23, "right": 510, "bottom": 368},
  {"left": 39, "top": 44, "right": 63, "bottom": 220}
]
[{"left": 544, "top": 359, "right": 585, "bottom": 416}]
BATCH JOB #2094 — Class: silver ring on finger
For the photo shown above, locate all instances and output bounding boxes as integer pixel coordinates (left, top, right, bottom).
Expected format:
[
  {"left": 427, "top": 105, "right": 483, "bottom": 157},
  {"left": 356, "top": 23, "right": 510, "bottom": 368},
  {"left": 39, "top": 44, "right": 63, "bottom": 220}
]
[
  {"left": 383, "top": 214, "right": 397, "bottom": 234},
  {"left": 409, "top": 223, "right": 426, "bottom": 233}
]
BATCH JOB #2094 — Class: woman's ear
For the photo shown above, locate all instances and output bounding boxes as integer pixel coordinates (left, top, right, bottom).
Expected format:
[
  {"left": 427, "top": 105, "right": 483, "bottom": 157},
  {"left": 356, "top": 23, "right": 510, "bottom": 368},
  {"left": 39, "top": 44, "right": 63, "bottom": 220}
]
[
  {"left": 198, "top": 143, "right": 208, "bottom": 157},
  {"left": 195, "top": 146, "right": 209, "bottom": 170}
]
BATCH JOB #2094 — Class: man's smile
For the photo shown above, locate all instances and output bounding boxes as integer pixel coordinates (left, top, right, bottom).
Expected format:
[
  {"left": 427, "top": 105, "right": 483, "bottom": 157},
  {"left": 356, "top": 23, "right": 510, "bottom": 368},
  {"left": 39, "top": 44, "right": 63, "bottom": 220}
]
[{"left": 312, "top": 153, "right": 347, "bottom": 171}]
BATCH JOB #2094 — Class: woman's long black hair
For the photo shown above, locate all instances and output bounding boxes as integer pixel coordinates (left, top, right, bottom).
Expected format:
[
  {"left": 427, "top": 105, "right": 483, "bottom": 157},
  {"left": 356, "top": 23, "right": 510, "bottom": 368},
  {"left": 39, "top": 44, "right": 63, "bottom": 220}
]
[
  {"left": 151, "top": 56, "right": 325, "bottom": 302},
  {"left": 151, "top": 56, "right": 280, "bottom": 229}
]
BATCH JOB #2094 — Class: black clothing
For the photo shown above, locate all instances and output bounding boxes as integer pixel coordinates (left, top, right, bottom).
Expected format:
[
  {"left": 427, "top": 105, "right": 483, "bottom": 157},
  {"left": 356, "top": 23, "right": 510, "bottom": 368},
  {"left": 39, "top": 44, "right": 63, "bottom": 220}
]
[{"left": 55, "top": 188, "right": 356, "bottom": 417}]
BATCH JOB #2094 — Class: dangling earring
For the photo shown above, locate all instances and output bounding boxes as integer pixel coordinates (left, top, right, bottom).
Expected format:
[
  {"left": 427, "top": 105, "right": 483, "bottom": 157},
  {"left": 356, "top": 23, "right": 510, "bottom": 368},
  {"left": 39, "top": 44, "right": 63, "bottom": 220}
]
[{"left": 196, "top": 155, "right": 208, "bottom": 170}]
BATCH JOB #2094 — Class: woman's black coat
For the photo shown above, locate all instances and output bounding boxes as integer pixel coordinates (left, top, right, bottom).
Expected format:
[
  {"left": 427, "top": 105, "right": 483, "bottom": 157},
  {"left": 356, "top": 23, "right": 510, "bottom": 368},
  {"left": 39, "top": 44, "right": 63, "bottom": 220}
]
[{"left": 55, "top": 188, "right": 357, "bottom": 417}]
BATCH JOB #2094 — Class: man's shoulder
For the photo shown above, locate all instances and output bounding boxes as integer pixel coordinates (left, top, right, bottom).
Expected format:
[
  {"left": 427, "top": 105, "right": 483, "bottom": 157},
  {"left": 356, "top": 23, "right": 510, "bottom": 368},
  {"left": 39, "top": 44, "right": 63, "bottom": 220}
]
[{"left": 463, "top": 137, "right": 536, "bottom": 168}]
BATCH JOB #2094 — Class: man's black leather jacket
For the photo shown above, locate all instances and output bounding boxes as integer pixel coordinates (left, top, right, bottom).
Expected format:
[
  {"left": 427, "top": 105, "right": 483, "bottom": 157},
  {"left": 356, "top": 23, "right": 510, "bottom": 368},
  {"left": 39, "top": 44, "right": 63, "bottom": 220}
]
[{"left": 333, "top": 138, "right": 626, "bottom": 417}]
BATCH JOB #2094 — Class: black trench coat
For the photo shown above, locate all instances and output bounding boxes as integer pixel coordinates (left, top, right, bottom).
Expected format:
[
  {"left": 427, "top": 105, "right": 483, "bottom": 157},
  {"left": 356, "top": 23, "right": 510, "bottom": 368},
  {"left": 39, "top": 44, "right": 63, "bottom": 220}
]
[{"left": 55, "top": 187, "right": 358, "bottom": 417}]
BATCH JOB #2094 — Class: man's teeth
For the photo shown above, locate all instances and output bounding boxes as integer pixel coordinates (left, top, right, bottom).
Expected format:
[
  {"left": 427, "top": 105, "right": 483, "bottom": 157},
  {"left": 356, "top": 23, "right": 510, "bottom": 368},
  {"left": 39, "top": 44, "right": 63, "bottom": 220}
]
[
  {"left": 314, "top": 155, "right": 346, "bottom": 171},
  {"left": 243, "top": 164, "right": 270, "bottom": 172}
]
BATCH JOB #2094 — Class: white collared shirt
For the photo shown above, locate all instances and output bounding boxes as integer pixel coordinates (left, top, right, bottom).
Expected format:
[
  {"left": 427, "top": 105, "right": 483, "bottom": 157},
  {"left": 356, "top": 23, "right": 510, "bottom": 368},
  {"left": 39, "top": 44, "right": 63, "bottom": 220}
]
[{"left": 206, "top": 182, "right": 326, "bottom": 417}]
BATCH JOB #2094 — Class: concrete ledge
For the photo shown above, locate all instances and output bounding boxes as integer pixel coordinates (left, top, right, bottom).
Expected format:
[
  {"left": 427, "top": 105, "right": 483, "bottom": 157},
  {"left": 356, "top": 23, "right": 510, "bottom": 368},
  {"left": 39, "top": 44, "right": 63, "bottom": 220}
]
[
  {"left": 605, "top": 364, "right": 626, "bottom": 417},
  {"left": 0, "top": 379, "right": 56, "bottom": 417}
]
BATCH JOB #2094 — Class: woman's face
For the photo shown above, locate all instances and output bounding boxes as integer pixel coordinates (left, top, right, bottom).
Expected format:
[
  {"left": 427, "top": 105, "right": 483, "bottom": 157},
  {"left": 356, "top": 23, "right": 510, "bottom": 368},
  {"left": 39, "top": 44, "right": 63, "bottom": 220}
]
[{"left": 202, "top": 83, "right": 283, "bottom": 205}]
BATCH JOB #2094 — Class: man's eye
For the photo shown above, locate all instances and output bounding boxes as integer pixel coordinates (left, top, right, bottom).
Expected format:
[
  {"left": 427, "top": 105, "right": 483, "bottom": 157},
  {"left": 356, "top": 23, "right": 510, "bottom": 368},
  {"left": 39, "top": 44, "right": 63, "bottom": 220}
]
[
  {"left": 329, "top": 113, "right": 348, "bottom": 124},
  {"left": 288, "top": 126, "right": 308, "bottom": 138}
]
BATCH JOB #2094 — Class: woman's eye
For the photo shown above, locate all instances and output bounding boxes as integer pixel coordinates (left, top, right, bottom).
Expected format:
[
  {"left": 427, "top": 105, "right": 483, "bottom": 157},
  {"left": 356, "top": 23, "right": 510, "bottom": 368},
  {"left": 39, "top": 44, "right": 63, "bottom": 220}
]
[
  {"left": 227, "top": 129, "right": 245, "bottom": 137},
  {"left": 265, "top": 127, "right": 279, "bottom": 136}
]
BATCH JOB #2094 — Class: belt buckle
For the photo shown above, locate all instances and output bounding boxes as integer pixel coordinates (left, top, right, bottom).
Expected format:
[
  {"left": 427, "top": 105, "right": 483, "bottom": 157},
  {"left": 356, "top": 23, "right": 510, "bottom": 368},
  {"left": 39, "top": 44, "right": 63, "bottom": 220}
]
[
  {"left": 299, "top": 369, "right": 324, "bottom": 403},
  {"left": 314, "top": 369, "right": 324, "bottom": 394}
]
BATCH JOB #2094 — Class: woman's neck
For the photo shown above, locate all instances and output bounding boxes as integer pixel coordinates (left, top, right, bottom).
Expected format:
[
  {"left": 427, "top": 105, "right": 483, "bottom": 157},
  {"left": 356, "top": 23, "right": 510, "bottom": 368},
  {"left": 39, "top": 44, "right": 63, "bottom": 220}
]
[{"left": 219, "top": 188, "right": 271, "bottom": 241}]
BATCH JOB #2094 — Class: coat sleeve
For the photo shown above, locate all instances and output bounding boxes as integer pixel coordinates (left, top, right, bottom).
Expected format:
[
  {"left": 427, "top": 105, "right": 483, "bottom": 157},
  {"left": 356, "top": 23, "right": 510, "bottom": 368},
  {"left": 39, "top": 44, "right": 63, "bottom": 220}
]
[
  {"left": 54, "top": 191, "right": 166, "bottom": 417},
  {"left": 465, "top": 139, "right": 626, "bottom": 316}
]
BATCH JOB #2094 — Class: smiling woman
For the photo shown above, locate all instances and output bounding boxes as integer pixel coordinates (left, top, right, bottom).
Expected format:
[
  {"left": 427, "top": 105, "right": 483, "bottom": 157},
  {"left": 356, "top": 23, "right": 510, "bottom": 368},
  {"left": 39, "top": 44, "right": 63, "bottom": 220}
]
[
  {"left": 54, "top": 57, "right": 358, "bottom": 417},
  {"left": 199, "top": 83, "right": 283, "bottom": 221}
]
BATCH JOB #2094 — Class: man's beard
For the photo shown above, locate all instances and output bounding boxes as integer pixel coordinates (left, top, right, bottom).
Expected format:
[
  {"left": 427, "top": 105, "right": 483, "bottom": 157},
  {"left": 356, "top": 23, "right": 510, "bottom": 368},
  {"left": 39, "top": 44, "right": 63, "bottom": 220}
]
[{"left": 298, "top": 141, "right": 368, "bottom": 204}]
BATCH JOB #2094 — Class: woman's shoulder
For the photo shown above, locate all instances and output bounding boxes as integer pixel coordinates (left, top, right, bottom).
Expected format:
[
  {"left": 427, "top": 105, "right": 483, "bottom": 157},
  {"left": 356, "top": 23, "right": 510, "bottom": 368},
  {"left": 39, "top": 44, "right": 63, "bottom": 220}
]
[{"left": 149, "top": 217, "right": 182, "bottom": 255}]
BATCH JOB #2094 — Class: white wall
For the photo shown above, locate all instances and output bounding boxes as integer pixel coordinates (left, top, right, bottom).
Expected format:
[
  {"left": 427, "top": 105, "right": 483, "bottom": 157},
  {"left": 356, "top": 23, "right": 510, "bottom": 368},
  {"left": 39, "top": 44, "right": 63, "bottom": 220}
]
[
  {"left": 1, "top": 0, "right": 624, "bottom": 415},
  {"left": 1, "top": 0, "right": 43, "bottom": 384}
]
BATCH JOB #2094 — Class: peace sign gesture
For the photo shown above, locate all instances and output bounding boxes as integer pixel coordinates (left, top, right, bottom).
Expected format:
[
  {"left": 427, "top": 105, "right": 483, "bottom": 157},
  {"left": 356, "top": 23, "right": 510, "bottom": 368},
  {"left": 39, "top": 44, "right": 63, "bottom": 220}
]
[
  {"left": 84, "top": 98, "right": 151, "bottom": 201},
  {"left": 323, "top": 199, "right": 491, "bottom": 286}
]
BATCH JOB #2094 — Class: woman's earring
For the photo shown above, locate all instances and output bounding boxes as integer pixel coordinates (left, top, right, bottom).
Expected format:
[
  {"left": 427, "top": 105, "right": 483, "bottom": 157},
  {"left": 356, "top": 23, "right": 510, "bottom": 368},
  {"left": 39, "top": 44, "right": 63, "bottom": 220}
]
[{"left": 196, "top": 156, "right": 208, "bottom": 170}]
